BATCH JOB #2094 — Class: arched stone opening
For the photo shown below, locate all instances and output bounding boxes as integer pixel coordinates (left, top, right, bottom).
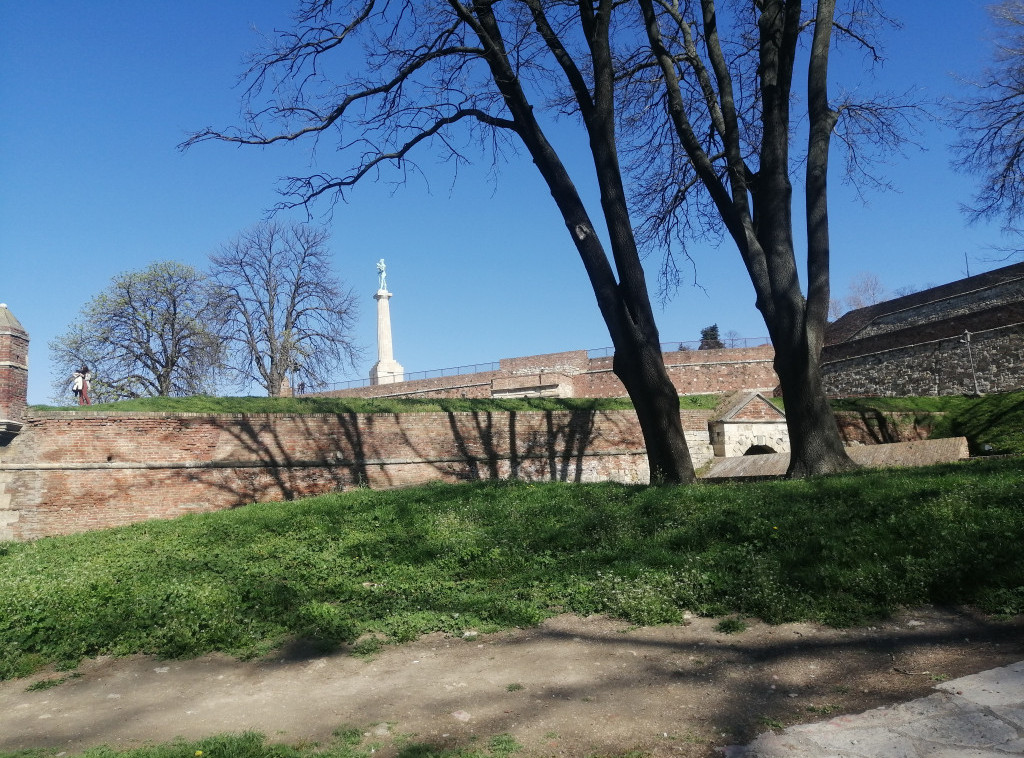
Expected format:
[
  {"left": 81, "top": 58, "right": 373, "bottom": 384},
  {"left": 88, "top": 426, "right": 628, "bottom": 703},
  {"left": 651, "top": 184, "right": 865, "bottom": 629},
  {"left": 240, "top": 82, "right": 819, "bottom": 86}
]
[{"left": 743, "top": 444, "right": 777, "bottom": 456}]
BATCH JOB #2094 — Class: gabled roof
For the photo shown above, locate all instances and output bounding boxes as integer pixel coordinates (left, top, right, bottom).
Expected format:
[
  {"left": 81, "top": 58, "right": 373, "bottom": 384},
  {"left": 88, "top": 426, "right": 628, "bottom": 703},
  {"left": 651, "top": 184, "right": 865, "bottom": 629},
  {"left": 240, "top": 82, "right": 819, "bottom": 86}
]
[{"left": 709, "top": 391, "right": 786, "bottom": 422}]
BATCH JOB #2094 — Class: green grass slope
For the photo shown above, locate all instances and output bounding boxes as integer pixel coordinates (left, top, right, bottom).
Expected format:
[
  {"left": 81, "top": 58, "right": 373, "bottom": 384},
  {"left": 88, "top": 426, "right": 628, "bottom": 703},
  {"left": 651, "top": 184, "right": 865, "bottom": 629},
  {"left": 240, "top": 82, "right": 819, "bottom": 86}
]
[
  {"left": 29, "top": 393, "right": 723, "bottom": 415},
  {"left": 2, "top": 458, "right": 1022, "bottom": 680}
]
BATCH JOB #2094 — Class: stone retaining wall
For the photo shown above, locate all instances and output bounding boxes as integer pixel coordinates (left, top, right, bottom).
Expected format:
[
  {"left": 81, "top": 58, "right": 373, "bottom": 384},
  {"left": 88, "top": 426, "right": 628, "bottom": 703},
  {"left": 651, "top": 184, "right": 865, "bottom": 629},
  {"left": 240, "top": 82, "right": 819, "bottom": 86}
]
[
  {"left": 823, "top": 323, "right": 1024, "bottom": 397},
  {"left": 824, "top": 263, "right": 1024, "bottom": 396}
]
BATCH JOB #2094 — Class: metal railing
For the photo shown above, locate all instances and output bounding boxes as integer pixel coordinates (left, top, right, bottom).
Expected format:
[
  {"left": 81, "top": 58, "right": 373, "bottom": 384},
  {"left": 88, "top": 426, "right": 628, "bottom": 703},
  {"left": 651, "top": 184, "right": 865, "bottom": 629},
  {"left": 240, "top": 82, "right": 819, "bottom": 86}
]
[
  {"left": 312, "top": 338, "right": 770, "bottom": 393},
  {"left": 588, "top": 337, "right": 770, "bottom": 359},
  {"left": 316, "top": 360, "right": 501, "bottom": 393}
]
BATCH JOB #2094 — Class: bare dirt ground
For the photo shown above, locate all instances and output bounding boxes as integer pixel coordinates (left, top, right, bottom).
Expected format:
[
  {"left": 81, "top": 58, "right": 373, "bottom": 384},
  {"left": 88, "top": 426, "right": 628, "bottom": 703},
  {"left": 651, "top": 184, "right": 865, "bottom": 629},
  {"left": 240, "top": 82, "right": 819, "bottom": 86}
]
[{"left": 2, "top": 608, "right": 1022, "bottom": 758}]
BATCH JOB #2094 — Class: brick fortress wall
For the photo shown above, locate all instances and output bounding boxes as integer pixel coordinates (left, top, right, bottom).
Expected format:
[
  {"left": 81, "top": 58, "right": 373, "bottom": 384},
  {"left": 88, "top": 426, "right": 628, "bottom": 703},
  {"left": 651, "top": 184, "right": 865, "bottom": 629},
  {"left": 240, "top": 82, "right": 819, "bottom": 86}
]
[
  {"left": 0, "top": 409, "right": 716, "bottom": 541},
  {"left": 318, "top": 346, "right": 779, "bottom": 400}
]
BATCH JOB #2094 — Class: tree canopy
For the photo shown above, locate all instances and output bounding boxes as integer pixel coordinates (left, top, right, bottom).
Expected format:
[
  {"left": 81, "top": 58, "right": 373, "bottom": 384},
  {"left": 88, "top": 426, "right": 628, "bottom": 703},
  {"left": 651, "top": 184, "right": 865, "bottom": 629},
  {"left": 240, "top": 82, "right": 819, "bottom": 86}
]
[
  {"left": 48, "top": 262, "right": 223, "bottom": 403},
  {"left": 210, "top": 221, "right": 359, "bottom": 397}
]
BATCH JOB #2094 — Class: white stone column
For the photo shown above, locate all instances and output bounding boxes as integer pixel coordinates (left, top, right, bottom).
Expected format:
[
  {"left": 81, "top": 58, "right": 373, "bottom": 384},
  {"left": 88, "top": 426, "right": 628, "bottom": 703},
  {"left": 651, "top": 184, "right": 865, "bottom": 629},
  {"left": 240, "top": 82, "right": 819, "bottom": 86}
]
[{"left": 370, "top": 288, "right": 404, "bottom": 385}]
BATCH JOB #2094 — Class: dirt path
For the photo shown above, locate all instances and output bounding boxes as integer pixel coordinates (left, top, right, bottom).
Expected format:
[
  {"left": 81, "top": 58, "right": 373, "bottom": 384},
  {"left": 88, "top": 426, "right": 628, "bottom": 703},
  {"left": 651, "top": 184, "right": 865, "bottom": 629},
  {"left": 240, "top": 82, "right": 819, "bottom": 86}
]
[{"left": 2, "top": 608, "right": 1022, "bottom": 757}]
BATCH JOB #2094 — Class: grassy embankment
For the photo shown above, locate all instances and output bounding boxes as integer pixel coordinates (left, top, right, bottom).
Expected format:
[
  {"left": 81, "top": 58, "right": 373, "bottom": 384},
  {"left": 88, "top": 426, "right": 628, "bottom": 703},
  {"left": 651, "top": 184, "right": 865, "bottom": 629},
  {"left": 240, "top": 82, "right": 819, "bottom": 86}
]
[
  {"left": 2, "top": 457, "right": 1022, "bottom": 681},
  {"left": 2, "top": 391, "right": 1022, "bottom": 757},
  {"left": 29, "top": 393, "right": 721, "bottom": 415}
]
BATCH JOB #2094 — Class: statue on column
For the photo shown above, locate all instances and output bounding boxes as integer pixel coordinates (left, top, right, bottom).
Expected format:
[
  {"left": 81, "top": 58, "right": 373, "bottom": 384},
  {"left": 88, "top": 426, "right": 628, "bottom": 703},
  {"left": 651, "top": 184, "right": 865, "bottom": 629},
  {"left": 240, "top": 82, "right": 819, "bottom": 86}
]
[{"left": 376, "top": 258, "right": 387, "bottom": 291}]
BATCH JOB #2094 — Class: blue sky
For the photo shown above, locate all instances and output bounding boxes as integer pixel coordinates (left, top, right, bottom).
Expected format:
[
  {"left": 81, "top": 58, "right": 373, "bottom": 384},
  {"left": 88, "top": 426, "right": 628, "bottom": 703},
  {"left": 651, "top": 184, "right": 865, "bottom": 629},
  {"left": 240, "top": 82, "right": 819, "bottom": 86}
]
[{"left": 0, "top": 1, "right": 1012, "bottom": 404}]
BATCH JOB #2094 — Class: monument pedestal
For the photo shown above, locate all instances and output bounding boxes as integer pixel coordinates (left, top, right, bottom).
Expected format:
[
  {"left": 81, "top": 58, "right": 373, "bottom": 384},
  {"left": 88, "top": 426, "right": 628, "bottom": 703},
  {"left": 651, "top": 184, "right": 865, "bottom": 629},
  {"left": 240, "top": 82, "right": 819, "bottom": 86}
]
[
  {"left": 370, "top": 288, "right": 404, "bottom": 385},
  {"left": 370, "top": 358, "right": 405, "bottom": 385}
]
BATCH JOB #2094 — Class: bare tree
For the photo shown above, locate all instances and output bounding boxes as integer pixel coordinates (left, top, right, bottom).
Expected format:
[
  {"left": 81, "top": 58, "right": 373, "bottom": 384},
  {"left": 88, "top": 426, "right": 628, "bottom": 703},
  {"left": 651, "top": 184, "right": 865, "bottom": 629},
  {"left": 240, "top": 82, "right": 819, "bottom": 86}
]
[
  {"left": 954, "top": 0, "right": 1024, "bottom": 245},
  {"left": 828, "top": 297, "right": 846, "bottom": 322},
  {"left": 629, "top": 0, "right": 918, "bottom": 476},
  {"left": 844, "top": 272, "right": 887, "bottom": 310},
  {"left": 184, "top": 1, "right": 914, "bottom": 479},
  {"left": 186, "top": 1, "right": 697, "bottom": 482},
  {"left": 210, "top": 222, "right": 358, "bottom": 397},
  {"left": 49, "top": 261, "right": 223, "bottom": 403}
]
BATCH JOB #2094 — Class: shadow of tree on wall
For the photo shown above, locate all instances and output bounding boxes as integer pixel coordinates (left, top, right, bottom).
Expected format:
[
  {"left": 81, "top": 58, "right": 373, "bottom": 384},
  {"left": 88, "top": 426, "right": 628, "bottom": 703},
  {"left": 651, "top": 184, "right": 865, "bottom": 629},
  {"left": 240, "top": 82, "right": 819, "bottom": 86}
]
[
  {"left": 835, "top": 410, "right": 937, "bottom": 446},
  {"left": 191, "top": 413, "right": 373, "bottom": 507},
  {"left": 438, "top": 410, "right": 600, "bottom": 483},
  {"left": 931, "top": 395, "right": 1024, "bottom": 455},
  {"left": 186, "top": 408, "right": 610, "bottom": 512},
  {"left": 545, "top": 409, "right": 598, "bottom": 482}
]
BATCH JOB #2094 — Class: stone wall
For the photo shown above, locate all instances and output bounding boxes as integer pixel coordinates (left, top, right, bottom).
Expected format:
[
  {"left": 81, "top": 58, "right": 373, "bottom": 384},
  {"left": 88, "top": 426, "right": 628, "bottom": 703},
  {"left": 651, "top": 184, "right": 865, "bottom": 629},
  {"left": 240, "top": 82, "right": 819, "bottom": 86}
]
[
  {"left": 823, "top": 262, "right": 1024, "bottom": 396},
  {"left": 822, "top": 322, "right": 1024, "bottom": 397},
  {"left": 0, "top": 408, "right": 716, "bottom": 541}
]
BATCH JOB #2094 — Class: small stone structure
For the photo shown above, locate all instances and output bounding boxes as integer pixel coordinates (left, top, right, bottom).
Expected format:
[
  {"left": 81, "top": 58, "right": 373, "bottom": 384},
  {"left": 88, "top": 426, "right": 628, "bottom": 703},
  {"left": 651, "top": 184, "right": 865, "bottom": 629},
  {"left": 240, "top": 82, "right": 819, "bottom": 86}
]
[
  {"left": 708, "top": 391, "right": 790, "bottom": 457},
  {"left": 823, "top": 262, "right": 1024, "bottom": 396}
]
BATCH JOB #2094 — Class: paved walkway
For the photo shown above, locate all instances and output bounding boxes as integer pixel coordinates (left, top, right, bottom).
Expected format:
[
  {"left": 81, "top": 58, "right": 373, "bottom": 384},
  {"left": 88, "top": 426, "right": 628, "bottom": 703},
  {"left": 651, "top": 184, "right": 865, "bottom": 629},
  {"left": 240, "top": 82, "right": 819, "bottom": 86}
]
[{"left": 726, "top": 661, "right": 1024, "bottom": 757}]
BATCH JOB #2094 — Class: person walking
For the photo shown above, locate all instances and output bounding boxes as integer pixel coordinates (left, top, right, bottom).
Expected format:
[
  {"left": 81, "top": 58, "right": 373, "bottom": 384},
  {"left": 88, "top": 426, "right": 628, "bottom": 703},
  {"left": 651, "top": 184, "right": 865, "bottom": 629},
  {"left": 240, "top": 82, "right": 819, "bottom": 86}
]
[{"left": 77, "top": 366, "right": 91, "bottom": 406}]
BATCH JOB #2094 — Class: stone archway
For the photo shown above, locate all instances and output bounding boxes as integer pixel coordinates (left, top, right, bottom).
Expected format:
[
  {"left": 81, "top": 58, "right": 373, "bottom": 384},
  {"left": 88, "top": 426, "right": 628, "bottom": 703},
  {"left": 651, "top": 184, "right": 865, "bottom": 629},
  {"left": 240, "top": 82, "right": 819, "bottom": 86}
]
[{"left": 743, "top": 444, "right": 777, "bottom": 456}]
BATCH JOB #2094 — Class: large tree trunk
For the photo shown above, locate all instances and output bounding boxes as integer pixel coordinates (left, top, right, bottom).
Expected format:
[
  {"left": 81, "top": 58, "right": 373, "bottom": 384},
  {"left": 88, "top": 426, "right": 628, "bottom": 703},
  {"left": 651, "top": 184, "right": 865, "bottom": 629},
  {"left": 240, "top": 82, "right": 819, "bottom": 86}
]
[
  {"left": 612, "top": 333, "right": 695, "bottom": 484},
  {"left": 772, "top": 328, "right": 855, "bottom": 477},
  {"left": 470, "top": 1, "right": 695, "bottom": 485}
]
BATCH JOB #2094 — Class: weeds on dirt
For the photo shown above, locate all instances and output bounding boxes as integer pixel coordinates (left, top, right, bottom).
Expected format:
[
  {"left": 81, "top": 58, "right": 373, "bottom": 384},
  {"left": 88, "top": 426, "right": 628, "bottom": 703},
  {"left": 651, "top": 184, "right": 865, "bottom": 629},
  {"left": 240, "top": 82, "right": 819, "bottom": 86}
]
[
  {"left": 1, "top": 458, "right": 1023, "bottom": 679},
  {"left": 715, "top": 617, "right": 748, "bottom": 634},
  {"left": 0, "top": 730, "right": 526, "bottom": 758}
]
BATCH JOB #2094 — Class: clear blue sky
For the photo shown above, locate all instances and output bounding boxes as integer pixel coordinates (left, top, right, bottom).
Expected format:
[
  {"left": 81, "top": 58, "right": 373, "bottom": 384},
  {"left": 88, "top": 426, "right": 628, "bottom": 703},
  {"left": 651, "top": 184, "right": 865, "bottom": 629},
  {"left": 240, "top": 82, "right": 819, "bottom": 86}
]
[{"left": 0, "top": 1, "right": 1011, "bottom": 404}]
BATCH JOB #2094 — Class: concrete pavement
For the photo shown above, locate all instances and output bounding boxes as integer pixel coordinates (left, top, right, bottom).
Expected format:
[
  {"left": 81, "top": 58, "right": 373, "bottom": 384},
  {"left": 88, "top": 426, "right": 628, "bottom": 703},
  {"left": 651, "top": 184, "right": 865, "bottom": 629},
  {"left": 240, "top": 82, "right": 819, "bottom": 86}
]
[{"left": 726, "top": 661, "right": 1024, "bottom": 757}]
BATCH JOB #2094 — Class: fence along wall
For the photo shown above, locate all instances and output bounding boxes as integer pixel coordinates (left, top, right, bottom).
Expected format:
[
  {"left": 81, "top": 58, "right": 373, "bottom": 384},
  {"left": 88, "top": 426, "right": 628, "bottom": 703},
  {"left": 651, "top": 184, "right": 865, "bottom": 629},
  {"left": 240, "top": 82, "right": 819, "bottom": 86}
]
[
  {"left": 320, "top": 346, "right": 779, "bottom": 400},
  {"left": 0, "top": 409, "right": 715, "bottom": 541}
]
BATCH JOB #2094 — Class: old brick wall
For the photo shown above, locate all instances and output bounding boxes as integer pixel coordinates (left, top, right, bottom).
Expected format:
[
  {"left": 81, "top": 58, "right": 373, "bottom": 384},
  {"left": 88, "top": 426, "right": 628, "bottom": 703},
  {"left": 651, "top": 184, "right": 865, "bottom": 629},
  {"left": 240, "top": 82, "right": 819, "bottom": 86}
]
[
  {"left": 0, "top": 408, "right": 716, "bottom": 541},
  {"left": 833, "top": 411, "right": 937, "bottom": 446},
  {"left": 318, "top": 370, "right": 500, "bottom": 400},
  {"left": 566, "top": 347, "right": 778, "bottom": 398},
  {"left": 321, "top": 346, "right": 778, "bottom": 401}
]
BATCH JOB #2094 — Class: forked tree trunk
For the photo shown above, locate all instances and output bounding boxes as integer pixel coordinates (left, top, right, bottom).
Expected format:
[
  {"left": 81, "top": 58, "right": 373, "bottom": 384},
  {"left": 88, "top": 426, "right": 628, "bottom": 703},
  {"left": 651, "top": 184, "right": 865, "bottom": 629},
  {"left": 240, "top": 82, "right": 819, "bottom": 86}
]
[
  {"left": 613, "top": 336, "right": 695, "bottom": 485},
  {"left": 772, "top": 331, "right": 855, "bottom": 477},
  {"left": 468, "top": 3, "right": 695, "bottom": 485}
]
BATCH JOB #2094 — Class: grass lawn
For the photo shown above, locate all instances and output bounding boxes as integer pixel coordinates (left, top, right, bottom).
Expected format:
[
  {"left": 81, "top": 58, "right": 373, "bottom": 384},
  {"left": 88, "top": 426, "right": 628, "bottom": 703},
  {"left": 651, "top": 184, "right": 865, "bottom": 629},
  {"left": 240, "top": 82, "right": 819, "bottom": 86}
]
[
  {"left": 28, "top": 393, "right": 725, "bottom": 415},
  {"left": 2, "top": 457, "right": 1022, "bottom": 682}
]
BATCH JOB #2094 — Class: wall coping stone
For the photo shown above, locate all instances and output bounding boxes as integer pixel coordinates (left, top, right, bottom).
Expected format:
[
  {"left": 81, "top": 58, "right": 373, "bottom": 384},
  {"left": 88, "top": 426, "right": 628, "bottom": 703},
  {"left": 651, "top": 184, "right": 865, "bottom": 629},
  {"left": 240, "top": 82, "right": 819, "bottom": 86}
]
[{"left": 26, "top": 408, "right": 655, "bottom": 422}]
